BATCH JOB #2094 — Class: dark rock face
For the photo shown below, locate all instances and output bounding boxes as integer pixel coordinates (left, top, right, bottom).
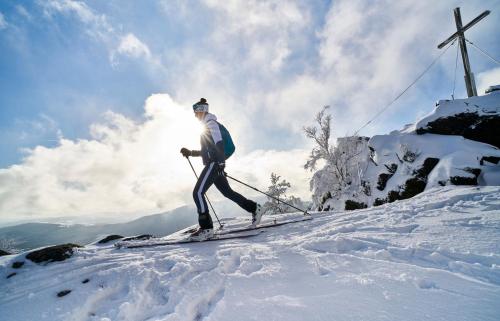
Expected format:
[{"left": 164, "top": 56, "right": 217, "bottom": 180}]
[
  {"left": 387, "top": 190, "right": 400, "bottom": 203},
  {"left": 376, "top": 158, "right": 440, "bottom": 205},
  {"left": 377, "top": 173, "right": 392, "bottom": 191},
  {"left": 98, "top": 235, "right": 124, "bottom": 244},
  {"left": 480, "top": 156, "right": 500, "bottom": 165},
  {"left": 0, "top": 249, "right": 10, "bottom": 256},
  {"left": 26, "top": 243, "right": 82, "bottom": 264},
  {"left": 416, "top": 112, "right": 500, "bottom": 148},
  {"left": 377, "top": 163, "right": 399, "bottom": 191},
  {"left": 414, "top": 158, "right": 440, "bottom": 179},
  {"left": 122, "top": 234, "right": 154, "bottom": 242},
  {"left": 12, "top": 261, "right": 24, "bottom": 269},
  {"left": 450, "top": 167, "right": 482, "bottom": 186},
  {"left": 57, "top": 290, "right": 72, "bottom": 297},
  {"left": 345, "top": 200, "right": 368, "bottom": 211},
  {"left": 400, "top": 178, "right": 427, "bottom": 199}
]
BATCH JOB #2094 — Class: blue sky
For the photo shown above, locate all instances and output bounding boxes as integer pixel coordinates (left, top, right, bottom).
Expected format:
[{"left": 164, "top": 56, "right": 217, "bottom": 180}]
[{"left": 0, "top": 0, "right": 499, "bottom": 223}]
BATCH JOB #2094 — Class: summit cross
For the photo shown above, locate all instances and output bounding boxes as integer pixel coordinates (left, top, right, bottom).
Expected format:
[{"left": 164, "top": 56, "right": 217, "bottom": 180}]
[{"left": 437, "top": 7, "right": 490, "bottom": 97}]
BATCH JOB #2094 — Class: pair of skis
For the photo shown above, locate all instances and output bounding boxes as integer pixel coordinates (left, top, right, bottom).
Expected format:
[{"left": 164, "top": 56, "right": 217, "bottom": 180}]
[{"left": 115, "top": 215, "right": 312, "bottom": 249}]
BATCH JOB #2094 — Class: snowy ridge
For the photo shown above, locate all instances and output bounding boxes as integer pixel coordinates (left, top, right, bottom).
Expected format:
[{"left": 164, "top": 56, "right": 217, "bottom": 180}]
[
  {"left": 1, "top": 186, "right": 500, "bottom": 320},
  {"left": 416, "top": 90, "right": 500, "bottom": 130}
]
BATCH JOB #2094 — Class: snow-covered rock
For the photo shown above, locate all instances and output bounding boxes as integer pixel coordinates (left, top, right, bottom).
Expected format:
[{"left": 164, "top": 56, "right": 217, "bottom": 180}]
[
  {"left": 1, "top": 186, "right": 499, "bottom": 320},
  {"left": 315, "top": 89, "right": 500, "bottom": 210},
  {"left": 416, "top": 89, "right": 500, "bottom": 148}
]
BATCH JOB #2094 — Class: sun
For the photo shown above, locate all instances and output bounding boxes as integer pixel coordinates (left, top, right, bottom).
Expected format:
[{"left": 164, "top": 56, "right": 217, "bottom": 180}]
[{"left": 187, "top": 117, "right": 205, "bottom": 137}]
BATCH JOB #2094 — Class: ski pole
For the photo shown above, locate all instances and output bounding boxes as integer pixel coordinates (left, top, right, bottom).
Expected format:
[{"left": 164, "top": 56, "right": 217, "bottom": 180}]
[
  {"left": 224, "top": 173, "right": 310, "bottom": 216},
  {"left": 185, "top": 157, "right": 223, "bottom": 228}
]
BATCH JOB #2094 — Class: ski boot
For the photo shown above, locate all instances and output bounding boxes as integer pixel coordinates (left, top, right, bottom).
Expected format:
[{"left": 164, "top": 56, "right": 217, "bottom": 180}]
[{"left": 188, "top": 227, "right": 214, "bottom": 241}]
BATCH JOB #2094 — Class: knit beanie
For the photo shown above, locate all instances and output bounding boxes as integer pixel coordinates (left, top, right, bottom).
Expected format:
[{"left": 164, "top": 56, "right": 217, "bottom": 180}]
[{"left": 193, "top": 98, "right": 209, "bottom": 113}]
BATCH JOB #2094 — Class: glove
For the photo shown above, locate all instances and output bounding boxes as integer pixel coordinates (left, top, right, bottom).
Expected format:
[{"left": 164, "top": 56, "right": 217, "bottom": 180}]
[
  {"left": 216, "top": 162, "right": 226, "bottom": 176},
  {"left": 180, "top": 147, "right": 191, "bottom": 158}
]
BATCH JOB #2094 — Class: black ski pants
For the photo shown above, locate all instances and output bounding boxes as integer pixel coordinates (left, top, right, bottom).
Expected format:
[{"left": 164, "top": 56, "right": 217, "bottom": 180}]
[{"left": 193, "top": 162, "right": 257, "bottom": 229}]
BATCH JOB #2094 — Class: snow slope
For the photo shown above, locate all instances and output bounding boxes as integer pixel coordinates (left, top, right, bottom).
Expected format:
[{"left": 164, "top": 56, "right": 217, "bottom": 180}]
[{"left": 1, "top": 186, "right": 500, "bottom": 321}]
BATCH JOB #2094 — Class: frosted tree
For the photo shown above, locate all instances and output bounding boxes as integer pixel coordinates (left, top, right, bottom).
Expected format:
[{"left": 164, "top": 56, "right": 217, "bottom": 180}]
[
  {"left": 263, "top": 173, "right": 303, "bottom": 214},
  {"left": 304, "top": 107, "right": 369, "bottom": 209},
  {"left": 303, "top": 106, "right": 333, "bottom": 171}
]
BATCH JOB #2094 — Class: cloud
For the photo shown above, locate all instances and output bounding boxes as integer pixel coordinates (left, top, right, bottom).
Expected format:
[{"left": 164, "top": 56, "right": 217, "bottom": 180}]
[
  {"left": 0, "top": 11, "right": 7, "bottom": 29},
  {"left": 476, "top": 67, "right": 500, "bottom": 94},
  {"left": 110, "top": 33, "right": 153, "bottom": 66},
  {"left": 15, "top": 5, "right": 32, "bottom": 20},
  {"left": 117, "top": 33, "right": 151, "bottom": 59},
  {"left": 40, "top": 0, "right": 113, "bottom": 41},
  {"left": 3, "top": 1, "right": 498, "bottom": 222},
  {"left": 0, "top": 93, "right": 311, "bottom": 222},
  {"left": 165, "top": 0, "right": 498, "bottom": 142}
]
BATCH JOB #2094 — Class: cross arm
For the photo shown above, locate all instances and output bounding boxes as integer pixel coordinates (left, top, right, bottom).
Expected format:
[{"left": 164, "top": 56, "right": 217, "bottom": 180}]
[{"left": 437, "top": 10, "right": 490, "bottom": 49}]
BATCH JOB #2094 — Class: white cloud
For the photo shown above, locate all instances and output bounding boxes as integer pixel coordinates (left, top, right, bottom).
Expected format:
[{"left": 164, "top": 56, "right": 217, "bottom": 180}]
[
  {"left": 0, "top": 93, "right": 311, "bottom": 222},
  {"left": 477, "top": 67, "right": 500, "bottom": 94},
  {"left": 40, "top": 0, "right": 169, "bottom": 78},
  {"left": 204, "top": 0, "right": 308, "bottom": 73},
  {"left": 117, "top": 33, "right": 151, "bottom": 59},
  {"left": 0, "top": 12, "right": 7, "bottom": 29},
  {"left": 111, "top": 33, "right": 152, "bottom": 65},
  {"left": 16, "top": 5, "right": 32, "bottom": 20},
  {"left": 4, "top": 1, "right": 498, "bottom": 222},
  {"left": 41, "top": 0, "right": 113, "bottom": 41}
]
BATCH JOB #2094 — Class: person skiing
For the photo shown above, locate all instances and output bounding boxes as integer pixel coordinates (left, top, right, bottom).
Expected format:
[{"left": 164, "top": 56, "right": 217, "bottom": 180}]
[{"left": 180, "top": 98, "right": 263, "bottom": 241}]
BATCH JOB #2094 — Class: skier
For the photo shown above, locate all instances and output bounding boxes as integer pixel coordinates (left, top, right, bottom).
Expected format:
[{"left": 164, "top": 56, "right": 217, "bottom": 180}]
[{"left": 180, "top": 98, "right": 263, "bottom": 241}]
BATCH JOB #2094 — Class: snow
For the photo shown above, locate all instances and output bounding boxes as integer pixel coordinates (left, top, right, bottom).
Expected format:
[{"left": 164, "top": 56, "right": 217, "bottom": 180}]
[
  {"left": 311, "top": 88, "right": 500, "bottom": 211},
  {"left": 1, "top": 186, "right": 500, "bottom": 321},
  {"left": 486, "top": 85, "right": 500, "bottom": 94},
  {"left": 416, "top": 90, "right": 500, "bottom": 130},
  {"left": 369, "top": 132, "right": 500, "bottom": 191}
]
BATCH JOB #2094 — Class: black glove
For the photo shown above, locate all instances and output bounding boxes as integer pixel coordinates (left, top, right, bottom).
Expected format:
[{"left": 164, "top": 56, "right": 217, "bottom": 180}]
[
  {"left": 180, "top": 147, "right": 191, "bottom": 158},
  {"left": 217, "top": 162, "right": 226, "bottom": 176}
]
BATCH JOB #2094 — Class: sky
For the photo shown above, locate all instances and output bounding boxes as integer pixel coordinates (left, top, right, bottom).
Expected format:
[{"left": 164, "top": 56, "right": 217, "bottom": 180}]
[{"left": 0, "top": 0, "right": 499, "bottom": 224}]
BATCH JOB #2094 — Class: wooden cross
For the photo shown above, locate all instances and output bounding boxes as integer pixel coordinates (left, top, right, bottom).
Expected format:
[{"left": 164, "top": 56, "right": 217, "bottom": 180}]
[{"left": 438, "top": 7, "right": 490, "bottom": 97}]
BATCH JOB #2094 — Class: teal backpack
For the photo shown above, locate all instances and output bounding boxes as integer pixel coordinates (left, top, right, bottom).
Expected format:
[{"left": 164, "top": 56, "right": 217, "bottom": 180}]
[{"left": 219, "top": 123, "right": 235, "bottom": 159}]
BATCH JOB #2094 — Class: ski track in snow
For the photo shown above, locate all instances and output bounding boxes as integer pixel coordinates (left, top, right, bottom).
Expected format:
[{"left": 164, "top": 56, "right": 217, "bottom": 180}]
[{"left": 1, "top": 186, "right": 500, "bottom": 321}]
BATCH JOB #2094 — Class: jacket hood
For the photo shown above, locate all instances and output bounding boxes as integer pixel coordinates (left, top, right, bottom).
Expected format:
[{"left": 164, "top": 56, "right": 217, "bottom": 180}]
[{"left": 203, "top": 113, "right": 217, "bottom": 123}]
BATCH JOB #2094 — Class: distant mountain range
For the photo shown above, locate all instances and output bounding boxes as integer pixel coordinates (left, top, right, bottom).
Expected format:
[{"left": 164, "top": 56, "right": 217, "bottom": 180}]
[{"left": 0, "top": 199, "right": 262, "bottom": 252}]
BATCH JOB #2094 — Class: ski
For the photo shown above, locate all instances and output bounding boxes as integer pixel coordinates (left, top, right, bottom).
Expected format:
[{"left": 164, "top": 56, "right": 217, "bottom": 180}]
[
  {"left": 217, "top": 216, "right": 313, "bottom": 236},
  {"left": 115, "top": 230, "right": 263, "bottom": 249}
]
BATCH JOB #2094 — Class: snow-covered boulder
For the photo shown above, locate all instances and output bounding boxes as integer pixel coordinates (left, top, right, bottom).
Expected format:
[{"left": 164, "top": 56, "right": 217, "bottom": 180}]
[
  {"left": 315, "top": 89, "right": 500, "bottom": 210},
  {"left": 366, "top": 133, "right": 499, "bottom": 206},
  {"left": 416, "top": 89, "right": 500, "bottom": 148},
  {"left": 25, "top": 243, "right": 82, "bottom": 264}
]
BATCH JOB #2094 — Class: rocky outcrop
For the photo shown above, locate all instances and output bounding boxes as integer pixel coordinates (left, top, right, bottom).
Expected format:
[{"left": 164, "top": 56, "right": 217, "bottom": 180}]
[
  {"left": 98, "top": 235, "right": 124, "bottom": 244},
  {"left": 12, "top": 261, "right": 24, "bottom": 269},
  {"left": 377, "top": 173, "right": 392, "bottom": 191},
  {"left": 374, "top": 158, "right": 440, "bottom": 206},
  {"left": 345, "top": 200, "right": 368, "bottom": 211},
  {"left": 0, "top": 249, "right": 10, "bottom": 256},
  {"left": 450, "top": 168, "right": 481, "bottom": 186},
  {"left": 122, "top": 234, "right": 154, "bottom": 242},
  {"left": 480, "top": 156, "right": 500, "bottom": 165},
  {"left": 26, "top": 243, "right": 81, "bottom": 264},
  {"left": 57, "top": 290, "right": 72, "bottom": 297},
  {"left": 416, "top": 112, "right": 500, "bottom": 148}
]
